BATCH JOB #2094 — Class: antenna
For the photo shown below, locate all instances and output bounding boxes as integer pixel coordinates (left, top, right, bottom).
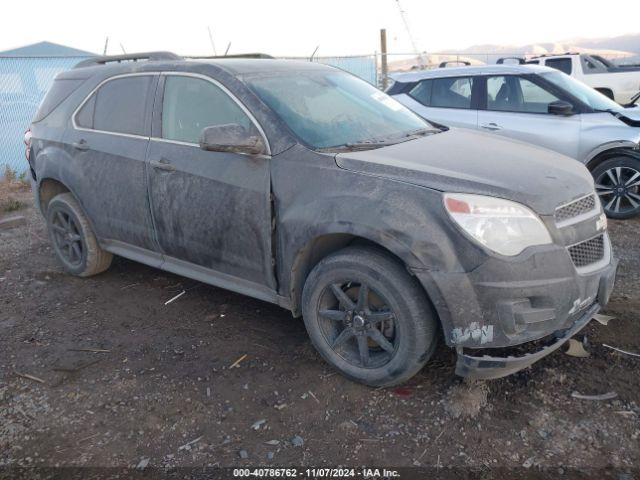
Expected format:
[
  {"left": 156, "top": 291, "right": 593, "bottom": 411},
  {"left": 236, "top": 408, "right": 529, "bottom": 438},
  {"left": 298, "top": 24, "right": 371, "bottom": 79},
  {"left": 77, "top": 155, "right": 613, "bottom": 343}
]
[
  {"left": 103, "top": 37, "right": 109, "bottom": 55},
  {"left": 207, "top": 27, "right": 217, "bottom": 55},
  {"left": 119, "top": 43, "right": 127, "bottom": 54},
  {"left": 224, "top": 42, "right": 231, "bottom": 56},
  {"left": 310, "top": 45, "right": 319, "bottom": 61},
  {"left": 394, "top": 0, "right": 424, "bottom": 66}
]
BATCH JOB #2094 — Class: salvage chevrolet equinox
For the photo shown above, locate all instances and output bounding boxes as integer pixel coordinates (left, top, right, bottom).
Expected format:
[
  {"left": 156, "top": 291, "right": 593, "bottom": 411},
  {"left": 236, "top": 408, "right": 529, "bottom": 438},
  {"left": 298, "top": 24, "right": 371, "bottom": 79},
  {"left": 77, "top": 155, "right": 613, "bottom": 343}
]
[{"left": 26, "top": 52, "right": 618, "bottom": 386}]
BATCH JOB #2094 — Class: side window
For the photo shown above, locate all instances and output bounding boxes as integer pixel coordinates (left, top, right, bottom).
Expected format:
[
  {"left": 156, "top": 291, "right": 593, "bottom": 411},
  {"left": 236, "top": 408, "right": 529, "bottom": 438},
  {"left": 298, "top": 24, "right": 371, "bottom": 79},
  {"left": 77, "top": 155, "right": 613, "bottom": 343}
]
[
  {"left": 431, "top": 77, "right": 473, "bottom": 109},
  {"left": 487, "top": 76, "right": 560, "bottom": 113},
  {"left": 76, "top": 76, "right": 152, "bottom": 136},
  {"left": 545, "top": 58, "right": 572, "bottom": 75},
  {"left": 408, "top": 79, "right": 432, "bottom": 106},
  {"left": 161, "top": 76, "right": 253, "bottom": 144},
  {"left": 525, "top": 60, "right": 540, "bottom": 65},
  {"left": 77, "top": 76, "right": 152, "bottom": 135}
]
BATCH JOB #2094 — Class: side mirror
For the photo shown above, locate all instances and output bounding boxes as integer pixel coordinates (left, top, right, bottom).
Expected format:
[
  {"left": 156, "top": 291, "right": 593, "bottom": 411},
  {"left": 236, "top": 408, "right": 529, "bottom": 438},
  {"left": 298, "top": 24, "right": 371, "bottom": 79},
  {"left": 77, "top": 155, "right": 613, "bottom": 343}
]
[
  {"left": 199, "top": 124, "right": 265, "bottom": 155},
  {"left": 548, "top": 100, "right": 574, "bottom": 116}
]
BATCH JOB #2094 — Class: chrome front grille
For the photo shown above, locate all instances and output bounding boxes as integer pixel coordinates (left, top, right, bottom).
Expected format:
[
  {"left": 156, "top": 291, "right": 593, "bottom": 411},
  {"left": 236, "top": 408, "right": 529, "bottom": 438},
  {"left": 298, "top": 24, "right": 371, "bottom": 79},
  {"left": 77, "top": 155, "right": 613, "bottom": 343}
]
[
  {"left": 568, "top": 234, "right": 605, "bottom": 268},
  {"left": 555, "top": 194, "right": 597, "bottom": 224}
]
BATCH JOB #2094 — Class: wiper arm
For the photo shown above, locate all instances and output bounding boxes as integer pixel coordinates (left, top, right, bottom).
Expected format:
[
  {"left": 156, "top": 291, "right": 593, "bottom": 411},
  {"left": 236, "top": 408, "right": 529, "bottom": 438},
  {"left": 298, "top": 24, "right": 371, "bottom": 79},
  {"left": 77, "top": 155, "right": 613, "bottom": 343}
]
[{"left": 624, "top": 91, "right": 640, "bottom": 108}]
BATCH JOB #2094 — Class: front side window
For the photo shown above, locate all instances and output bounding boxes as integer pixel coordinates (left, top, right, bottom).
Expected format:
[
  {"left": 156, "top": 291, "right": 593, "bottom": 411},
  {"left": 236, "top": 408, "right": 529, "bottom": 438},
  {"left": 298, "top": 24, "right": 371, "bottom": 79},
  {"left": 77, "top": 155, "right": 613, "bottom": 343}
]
[
  {"left": 545, "top": 58, "right": 572, "bottom": 75},
  {"left": 247, "top": 71, "right": 430, "bottom": 149},
  {"left": 430, "top": 77, "right": 474, "bottom": 109},
  {"left": 161, "top": 76, "right": 253, "bottom": 144},
  {"left": 486, "top": 76, "right": 560, "bottom": 113},
  {"left": 76, "top": 75, "right": 152, "bottom": 136}
]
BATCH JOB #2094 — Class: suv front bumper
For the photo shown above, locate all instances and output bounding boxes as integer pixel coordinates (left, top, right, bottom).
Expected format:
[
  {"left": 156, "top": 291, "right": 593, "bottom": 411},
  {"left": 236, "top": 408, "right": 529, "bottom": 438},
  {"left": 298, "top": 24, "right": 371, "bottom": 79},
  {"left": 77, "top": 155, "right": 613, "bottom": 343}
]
[{"left": 413, "top": 243, "right": 617, "bottom": 379}]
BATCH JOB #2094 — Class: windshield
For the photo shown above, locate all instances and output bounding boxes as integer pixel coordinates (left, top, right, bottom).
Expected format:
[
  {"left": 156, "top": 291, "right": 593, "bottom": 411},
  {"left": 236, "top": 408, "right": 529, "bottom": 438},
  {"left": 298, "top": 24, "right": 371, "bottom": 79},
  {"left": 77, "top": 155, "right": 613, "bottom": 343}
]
[
  {"left": 540, "top": 71, "right": 622, "bottom": 111},
  {"left": 247, "top": 71, "right": 432, "bottom": 149}
]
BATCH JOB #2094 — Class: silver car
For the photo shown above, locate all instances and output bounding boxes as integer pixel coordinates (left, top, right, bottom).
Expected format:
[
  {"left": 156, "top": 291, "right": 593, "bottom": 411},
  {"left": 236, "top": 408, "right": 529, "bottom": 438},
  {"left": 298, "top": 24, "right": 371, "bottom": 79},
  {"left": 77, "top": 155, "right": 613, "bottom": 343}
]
[{"left": 388, "top": 65, "right": 640, "bottom": 218}]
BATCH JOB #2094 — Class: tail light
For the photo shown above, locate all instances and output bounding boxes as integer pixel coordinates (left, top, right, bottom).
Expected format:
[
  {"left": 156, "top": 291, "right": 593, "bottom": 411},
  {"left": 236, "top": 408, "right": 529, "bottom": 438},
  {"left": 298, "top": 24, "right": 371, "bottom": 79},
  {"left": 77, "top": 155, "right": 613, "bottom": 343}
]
[{"left": 24, "top": 128, "right": 32, "bottom": 161}]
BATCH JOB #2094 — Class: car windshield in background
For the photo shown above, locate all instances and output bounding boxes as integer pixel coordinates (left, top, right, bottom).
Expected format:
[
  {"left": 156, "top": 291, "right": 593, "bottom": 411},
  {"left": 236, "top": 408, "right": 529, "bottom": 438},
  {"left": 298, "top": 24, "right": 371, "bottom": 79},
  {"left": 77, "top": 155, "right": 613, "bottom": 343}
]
[
  {"left": 540, "top": 71, "right": 622, "bottom": 112},
  {"left": 247, "top": 71, "right": 433, "bottom": 149}
]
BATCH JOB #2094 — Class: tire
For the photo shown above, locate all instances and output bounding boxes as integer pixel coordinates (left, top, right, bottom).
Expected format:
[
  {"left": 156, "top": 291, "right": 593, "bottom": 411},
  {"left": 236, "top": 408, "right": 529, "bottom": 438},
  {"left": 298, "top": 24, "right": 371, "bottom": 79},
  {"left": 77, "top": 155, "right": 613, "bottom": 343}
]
[
  {"left": 46, "top": 193, "right": 112, "bottom": 277},
  {"left": 592, "top": 156, "right": 640, "bottom": 219},
  {"left": 301, "top": 246, "right": 438, "bottom": 387}
]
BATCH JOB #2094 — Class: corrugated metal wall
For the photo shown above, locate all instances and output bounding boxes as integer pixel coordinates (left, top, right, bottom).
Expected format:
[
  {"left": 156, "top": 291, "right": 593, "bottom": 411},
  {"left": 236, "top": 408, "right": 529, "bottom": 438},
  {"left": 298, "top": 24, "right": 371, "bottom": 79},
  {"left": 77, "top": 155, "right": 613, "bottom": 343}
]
[{"left": 0, "top": 56, "right": 89, "bottom": 175}]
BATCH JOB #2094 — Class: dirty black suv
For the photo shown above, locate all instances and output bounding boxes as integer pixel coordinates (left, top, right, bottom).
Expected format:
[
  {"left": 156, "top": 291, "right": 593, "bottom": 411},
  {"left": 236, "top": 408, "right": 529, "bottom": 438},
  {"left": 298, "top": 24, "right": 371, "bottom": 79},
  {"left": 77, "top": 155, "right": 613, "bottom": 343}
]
[{"left": 27, "top": 52, "right": 618, "bottom": 386}]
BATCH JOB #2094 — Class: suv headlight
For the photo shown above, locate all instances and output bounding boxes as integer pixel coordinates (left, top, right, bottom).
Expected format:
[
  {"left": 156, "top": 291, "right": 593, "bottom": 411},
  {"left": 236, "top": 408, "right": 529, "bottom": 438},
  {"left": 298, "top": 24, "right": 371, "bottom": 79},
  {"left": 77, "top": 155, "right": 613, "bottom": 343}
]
[{"left": 443, "top": 193, "right": 552, "bottom": 256}]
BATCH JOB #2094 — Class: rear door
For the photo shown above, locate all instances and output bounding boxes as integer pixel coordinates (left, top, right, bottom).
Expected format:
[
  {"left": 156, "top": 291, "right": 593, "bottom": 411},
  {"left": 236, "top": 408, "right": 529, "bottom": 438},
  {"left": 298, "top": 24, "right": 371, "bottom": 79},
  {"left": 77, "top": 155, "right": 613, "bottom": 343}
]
[
  {"left": 393, "top": 76, "right": 479, "bottom": 129},
  {"left": 66, "top": 74, "right": 159, "bottom": 256},
  {"left": 477, "top": 74, "right": 581, "bottom": 159},
  {"left": 146, "top": 73, "right": 276, "bottom": 296}
]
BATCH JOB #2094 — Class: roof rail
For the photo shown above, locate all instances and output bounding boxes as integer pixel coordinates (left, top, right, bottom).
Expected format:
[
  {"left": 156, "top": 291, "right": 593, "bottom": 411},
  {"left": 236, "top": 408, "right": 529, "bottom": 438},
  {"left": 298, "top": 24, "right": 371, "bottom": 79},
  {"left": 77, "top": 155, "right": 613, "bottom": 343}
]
[
  {"left": 438, "top": 60, "right": 471, "bottom": 68},
  {"left": 74, "top": 51, "right": 182, "bottom": 69},
  {"left": 496, "top": 56, "right": 525, "bottom": 65},
  {"left": 186, "top": 53, "right": 274, "bottom": 59},
  {"left": 529, "top": 52, "right": 580, "bottom": 60}
]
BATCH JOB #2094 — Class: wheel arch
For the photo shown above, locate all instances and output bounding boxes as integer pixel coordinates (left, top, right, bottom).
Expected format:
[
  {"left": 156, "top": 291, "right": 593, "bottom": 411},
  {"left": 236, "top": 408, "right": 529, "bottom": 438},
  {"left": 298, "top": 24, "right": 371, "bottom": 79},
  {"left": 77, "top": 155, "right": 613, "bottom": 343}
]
[
  {"left": 585, "top": 145, "right": 640, "bottom": 171},
  {"left": 38, "top": 177, "right": 71, "bottom": 215},
  {"left": 287, "top": 229, "right": 430, "bottom": 318}
]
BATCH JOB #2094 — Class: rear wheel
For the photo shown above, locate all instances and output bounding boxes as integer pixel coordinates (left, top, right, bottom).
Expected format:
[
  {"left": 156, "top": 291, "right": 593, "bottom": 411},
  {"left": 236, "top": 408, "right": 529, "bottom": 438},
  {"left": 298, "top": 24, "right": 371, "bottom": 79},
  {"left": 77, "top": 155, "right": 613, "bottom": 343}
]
[
  {"left": 592, "top": 157, "right": 640, "bottom": 219},
  {"left": 301, "top": 246, "right": 438, "bottom": 387},
  {"left": 46, "top": 193, "right": 112, "bottom": 276}
]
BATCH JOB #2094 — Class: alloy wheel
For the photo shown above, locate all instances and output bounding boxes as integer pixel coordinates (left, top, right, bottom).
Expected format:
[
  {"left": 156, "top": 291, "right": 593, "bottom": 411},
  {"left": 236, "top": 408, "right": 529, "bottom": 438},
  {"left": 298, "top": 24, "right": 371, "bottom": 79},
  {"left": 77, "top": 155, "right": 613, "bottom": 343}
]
[
  {"left": 50, "top": 209, "right": 84, "bottom": 267},
  {"left": 316, "top": 281, "right": 398, "bottom": 369},
  {"left": 595, "top": 166, "right": 640, "bottom": 216}
]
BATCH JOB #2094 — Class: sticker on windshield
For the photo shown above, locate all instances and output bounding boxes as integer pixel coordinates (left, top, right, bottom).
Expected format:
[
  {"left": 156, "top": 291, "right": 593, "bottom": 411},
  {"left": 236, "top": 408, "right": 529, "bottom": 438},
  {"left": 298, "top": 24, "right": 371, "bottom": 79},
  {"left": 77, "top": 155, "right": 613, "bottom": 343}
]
[{"left": 371, "top": 91, "right": 403, "bottom": 111}]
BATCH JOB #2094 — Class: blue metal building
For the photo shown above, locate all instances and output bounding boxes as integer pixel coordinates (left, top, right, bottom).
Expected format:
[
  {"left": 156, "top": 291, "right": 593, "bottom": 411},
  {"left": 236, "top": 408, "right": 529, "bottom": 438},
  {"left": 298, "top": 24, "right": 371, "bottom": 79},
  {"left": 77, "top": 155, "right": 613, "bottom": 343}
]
[{"left": 0, "top": 42, "right": 93, "bottom": 175}]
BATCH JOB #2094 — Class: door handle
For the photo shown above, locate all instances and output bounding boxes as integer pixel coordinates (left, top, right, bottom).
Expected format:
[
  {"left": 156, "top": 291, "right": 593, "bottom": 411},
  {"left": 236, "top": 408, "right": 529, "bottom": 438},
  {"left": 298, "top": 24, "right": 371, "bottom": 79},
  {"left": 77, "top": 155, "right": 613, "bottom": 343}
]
[
  {"left": 150, "top": 158, "right": 176, "bottom": 172},
  {"left": 72, "top": 139, "right": 89, "bottom": 150},
  {"left": 480, "top": 123, "right": 503, "bottom": 131}
]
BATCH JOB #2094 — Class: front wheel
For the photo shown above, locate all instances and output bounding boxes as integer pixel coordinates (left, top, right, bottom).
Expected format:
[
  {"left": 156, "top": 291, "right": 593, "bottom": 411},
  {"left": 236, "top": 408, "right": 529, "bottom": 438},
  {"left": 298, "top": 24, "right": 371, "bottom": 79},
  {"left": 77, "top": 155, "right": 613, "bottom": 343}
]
[
  {"left": 301, "top": 246, "right": 438, "bottom": 387},
  {"left": 592, "top": 157, "right": 640, "bottom": 219}
]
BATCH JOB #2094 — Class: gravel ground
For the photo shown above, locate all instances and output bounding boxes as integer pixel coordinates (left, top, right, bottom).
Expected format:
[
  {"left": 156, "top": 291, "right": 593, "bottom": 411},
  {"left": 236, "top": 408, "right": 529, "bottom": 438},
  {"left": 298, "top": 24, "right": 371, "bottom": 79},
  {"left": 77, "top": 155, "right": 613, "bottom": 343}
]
[{"left": 1, "top": 185, "right": 639, "bottom": 476}]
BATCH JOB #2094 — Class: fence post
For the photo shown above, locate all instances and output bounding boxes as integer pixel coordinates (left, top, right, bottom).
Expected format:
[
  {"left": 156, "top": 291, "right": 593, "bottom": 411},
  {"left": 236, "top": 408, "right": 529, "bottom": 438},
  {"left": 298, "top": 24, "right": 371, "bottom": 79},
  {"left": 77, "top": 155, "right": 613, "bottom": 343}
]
[{"left": 380, "top": 29, "right": 388, "bottom": 90}]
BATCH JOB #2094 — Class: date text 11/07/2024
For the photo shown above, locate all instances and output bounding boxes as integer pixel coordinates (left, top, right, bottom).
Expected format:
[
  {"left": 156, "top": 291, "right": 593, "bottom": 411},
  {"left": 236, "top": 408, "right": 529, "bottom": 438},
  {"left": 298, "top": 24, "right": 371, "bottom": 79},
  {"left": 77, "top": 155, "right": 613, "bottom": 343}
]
[{"left": 232, "top": 468, "right": 401, "bottom": 478}]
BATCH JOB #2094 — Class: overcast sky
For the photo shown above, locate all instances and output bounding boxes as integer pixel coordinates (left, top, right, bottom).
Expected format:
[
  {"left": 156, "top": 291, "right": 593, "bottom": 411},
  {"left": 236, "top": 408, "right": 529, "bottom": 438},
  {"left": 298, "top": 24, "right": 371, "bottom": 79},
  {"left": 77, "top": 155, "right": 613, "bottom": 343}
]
[{"left": 2, "top": 0, "right": 639, "bottom": 57}]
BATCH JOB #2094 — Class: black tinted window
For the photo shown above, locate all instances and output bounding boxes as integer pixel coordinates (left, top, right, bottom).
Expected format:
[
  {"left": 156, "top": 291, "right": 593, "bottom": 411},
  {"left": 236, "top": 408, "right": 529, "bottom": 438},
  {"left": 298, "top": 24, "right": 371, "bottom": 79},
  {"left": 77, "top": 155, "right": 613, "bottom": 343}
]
[
  {"left": 162, "top": 76, "right": 253, "bottom": 144},
  {"left": 77, "top": 76, "right": 152, "bottom": 135},
  {"left": 431, "top": 77, "right": 473, "bottom": 109},
  {"left": 409, "top": 79, "right": 432, "bottom": 106},
  {"left": 545, "top": 58, "right": 572, "bottom": 75},
  {"left": 34, "top": 78, "right": 85, "bottom": 122}
]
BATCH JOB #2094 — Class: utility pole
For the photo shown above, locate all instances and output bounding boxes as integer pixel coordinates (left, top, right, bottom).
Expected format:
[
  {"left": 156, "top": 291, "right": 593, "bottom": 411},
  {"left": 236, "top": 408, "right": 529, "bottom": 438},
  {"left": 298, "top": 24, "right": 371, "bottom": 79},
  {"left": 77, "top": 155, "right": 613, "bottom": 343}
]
[{"left": 380, "top": 29, "right": 389, "bottom": 90}]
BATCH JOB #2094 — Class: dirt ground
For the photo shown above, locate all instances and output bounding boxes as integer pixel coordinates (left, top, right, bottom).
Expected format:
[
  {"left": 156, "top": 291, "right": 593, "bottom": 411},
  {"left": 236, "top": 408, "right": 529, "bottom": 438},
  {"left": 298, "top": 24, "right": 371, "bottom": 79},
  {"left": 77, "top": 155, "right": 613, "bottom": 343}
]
[{"left": 1, "top": 184, "right": 639, "bottom": 476}]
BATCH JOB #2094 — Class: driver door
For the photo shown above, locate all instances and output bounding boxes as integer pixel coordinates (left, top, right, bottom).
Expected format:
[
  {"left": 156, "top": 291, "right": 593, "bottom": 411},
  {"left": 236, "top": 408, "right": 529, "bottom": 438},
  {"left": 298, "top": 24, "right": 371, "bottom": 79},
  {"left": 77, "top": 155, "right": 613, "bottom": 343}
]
[
  {"left": 477, "top": 75, "right": 581, "bottom": 159},
  {"left": 146, "top": 73, "right": 276, "bottom": 296}
]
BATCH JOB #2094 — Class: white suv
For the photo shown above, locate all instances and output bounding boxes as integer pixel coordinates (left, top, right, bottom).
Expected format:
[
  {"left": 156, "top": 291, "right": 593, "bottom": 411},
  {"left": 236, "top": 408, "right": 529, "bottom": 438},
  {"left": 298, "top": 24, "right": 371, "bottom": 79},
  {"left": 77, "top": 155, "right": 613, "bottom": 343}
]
[{"left": 388, "top": 64, "right": 640, "bottom": 219}]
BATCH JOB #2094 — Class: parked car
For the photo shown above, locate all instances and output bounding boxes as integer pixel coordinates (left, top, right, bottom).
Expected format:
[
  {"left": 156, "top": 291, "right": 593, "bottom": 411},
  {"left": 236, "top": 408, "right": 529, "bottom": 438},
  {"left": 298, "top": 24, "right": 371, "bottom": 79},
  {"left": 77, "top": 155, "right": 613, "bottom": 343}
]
[
  {"left": 388, "top": 64, "right": 640, "bottom": 218},
  {"left": 27, "top": 52, "right": 616, "bottom": 386},
  {"left": 524, "top": 53, "right": 640, "bottom": 105}
]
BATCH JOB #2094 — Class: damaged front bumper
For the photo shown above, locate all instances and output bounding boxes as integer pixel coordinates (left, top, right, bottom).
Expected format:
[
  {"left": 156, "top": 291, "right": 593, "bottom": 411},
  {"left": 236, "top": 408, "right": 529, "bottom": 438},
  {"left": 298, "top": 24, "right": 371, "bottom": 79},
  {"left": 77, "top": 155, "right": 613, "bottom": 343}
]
[
  {"left": 455, "top": 303, "right": 600, "bottom": 380},
  {"left": 413, "top": 239, "right": 618, "bottom": 379}
]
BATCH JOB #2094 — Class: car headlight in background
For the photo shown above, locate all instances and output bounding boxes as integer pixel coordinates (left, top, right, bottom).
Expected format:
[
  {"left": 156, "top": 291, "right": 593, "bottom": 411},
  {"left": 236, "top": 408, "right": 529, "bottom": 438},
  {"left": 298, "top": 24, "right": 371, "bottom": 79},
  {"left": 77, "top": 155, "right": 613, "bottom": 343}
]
[{"left": 443, "top": 193, "right": 552, "bottom": 256}]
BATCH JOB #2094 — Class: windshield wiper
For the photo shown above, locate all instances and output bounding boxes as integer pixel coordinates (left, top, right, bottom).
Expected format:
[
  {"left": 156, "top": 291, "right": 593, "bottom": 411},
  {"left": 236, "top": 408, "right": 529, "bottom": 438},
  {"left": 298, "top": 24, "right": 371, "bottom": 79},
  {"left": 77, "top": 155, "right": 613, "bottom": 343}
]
[
  {"left": 624, "top": 91, "right": 640, "bottom": 108},
  {"left": 319, "top": 127, "right": 441, "bottom": 152}
]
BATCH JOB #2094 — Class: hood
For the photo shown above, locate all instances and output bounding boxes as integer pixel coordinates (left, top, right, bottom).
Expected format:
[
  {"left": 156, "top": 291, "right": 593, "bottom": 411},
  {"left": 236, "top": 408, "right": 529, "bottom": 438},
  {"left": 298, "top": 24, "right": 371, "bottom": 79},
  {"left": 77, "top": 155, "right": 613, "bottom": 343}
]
[{"left": 335, "top": 128, "right": 594, "bottom": 215}]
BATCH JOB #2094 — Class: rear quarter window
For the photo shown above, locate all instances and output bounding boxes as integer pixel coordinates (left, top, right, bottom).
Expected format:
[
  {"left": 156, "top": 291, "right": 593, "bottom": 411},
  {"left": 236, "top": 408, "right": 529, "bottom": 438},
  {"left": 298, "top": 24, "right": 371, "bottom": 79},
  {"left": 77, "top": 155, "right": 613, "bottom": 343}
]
[
  {"left": 75, "top": 75, "right": 153, "bottom": 136},
  {"left": 33, "top": 78, "right": 85, "bottom": 122},
  {"left": 545, "top": 58, "right": 572, "bottom": 75}
]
